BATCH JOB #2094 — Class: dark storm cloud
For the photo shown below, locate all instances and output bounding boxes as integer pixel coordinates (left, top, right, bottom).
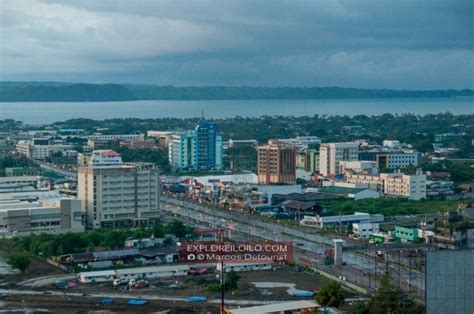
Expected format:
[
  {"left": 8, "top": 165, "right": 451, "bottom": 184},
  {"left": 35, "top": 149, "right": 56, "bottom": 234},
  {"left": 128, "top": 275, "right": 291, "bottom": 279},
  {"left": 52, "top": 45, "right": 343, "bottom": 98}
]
[{"left": 0, "top": 0, "right": 473, "bottom": 88}]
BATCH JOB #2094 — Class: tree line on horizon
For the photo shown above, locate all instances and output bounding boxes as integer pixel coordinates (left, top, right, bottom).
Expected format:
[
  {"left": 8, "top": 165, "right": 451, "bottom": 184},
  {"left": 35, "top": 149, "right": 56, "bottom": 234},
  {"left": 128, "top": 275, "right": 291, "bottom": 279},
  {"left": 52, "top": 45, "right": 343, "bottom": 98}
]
[{"left": 0, "top": 81, "right": 473, "bottom": 101}]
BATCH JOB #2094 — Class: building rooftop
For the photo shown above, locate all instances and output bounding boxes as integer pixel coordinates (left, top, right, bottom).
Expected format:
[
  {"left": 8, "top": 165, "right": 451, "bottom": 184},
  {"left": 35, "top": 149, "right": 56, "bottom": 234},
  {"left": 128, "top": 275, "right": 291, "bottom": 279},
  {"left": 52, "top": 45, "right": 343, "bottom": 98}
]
[
  {"left": 67, "top": 248, "right": 140, "bottom": 263},
  {"left": 228, "top": 300, "right": 318, "bottom": 314},
  {"left": 0, "top": 190, "right": 63, "bottom": 201},
  {"left": 281, "top": 200, "right": 313, "bottom": 211},
  {"left": 115, "top": 264, "right": 190, "bottom": 275},
  {"left": 320, "top": 186, "right": 367, "bottom": 195},
  {"left": 78, "top": 270, "right": 116, "bottom": 277},
  {"left": 140, "top": 246, "right": 180, "bottom": 258}
]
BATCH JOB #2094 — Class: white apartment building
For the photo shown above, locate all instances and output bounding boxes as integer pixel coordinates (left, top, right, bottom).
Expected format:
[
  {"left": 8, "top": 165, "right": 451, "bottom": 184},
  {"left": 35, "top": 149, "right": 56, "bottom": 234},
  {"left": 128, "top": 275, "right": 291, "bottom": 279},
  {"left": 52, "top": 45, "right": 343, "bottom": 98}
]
[
  {"left": 319, "top": 142, "right": 359, "bottom": 176},
  {"left": 16, "top": 139, "right": 74, "bottom": 160},
  {"left": 352, "top": 222, "right": 380, "bottom": 239},
  {"left": 346, "top": 172, "right": 426, "bottom": 200},
  {"left": 78, "top": 150, "right": 160, "bottom": 229}
]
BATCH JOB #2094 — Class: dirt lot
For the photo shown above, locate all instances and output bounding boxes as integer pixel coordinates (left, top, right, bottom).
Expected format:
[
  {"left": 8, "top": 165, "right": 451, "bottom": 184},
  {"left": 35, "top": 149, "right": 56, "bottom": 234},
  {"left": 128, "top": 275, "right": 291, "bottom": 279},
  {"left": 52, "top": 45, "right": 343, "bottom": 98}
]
[
  {"left": 0, "top": 256, "right": 66, "bottom": 284},
  {"left": 0, "top": 260, "right": 360, "bottom": 312},
  {"left": 1, "top": 293, "right": 218, "bottom": 313},
  {"left": 64, "top": 265, "right": 333, "bottom": 302}
]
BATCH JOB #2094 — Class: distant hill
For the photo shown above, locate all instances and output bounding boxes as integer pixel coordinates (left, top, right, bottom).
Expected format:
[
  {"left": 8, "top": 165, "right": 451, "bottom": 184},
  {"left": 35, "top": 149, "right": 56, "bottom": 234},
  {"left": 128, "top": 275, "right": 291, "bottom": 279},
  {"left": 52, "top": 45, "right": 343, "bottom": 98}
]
[
  {"left": 0, "top": 83, "right": 136, "bottom": 102},
  {"left": 126, "top": 85, "right": 474, "bottom": 100},
  {"left": 0, "top": 81, "right": 472, "bottom": 102}
]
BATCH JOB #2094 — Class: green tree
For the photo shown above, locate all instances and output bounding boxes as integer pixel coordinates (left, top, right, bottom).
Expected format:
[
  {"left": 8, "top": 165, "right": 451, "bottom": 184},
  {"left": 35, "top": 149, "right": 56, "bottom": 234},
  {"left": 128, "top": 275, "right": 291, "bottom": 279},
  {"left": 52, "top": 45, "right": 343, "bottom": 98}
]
[
  {"left": 103, "top": 230, "right": 128, "bottom": 248},
  {"left": 8, "top": 254, "right": 31, "bottom": 274},
  {"left": 357, "top": 272, "right": 424, "bottom": 314},
  {"left": 225, "top": 270, "right": 240, "bottom": 291},
  {"left": 166, "top": 220, "right": 187, "bottom": 238},
  {"left": 207, "top": 283, "right": 221, "bottom": 293},
  {"left": 316, "top": 281, "right": 345, "bottom": 308}
]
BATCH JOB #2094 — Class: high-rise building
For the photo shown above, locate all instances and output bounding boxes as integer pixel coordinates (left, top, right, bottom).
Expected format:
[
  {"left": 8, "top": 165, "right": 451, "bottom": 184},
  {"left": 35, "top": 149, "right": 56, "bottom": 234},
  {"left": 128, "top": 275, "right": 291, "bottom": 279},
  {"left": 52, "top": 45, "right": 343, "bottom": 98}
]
[
  {"left": 195, "top": 123, "right": 219, "bottom": 170},
  {"left": 169, "top": 133, "right": 195, "bottom": 171},
  {"left": 304, "top": 149, "right": 320, "bottom": 173},
  {"left": 78, "top": 150, "right": 160, "bottom": 229},
  {"left": 257, "top": 140, "right": 296, "bottom": 184},
  {"left": 168, "top": 123, "right": 223, "bottom": 171},
  {"left": 319, "top": 143, "right": 359, "bottom": 176}
]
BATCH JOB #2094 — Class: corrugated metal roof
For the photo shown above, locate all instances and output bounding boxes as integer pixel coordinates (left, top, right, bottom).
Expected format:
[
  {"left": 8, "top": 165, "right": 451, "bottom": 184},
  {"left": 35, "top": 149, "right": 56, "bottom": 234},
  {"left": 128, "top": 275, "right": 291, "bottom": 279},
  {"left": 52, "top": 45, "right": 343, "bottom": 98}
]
[
  {"left": 92, "top": 249, "right": 139, "bottom": 260},
  {"left": 320, "top": 186, "right": 366, "bottom": 194},
  {"left": 71, "top": 249, "right": 139, "bottom": 263},
  {"left": 229, "top": 300, "right": 318, "bottom": 313},
  {"left": 71, "top": 252, "right": 94, "bottom": 263},
  {"left": 140, "top": 246, "right": 179, "bottom": 258},
  {"left": 282, "top": 200, "right": 313, "bottom": 210},
  {"left": 115, "top": 265, "right": 190, "bottom": 275}
]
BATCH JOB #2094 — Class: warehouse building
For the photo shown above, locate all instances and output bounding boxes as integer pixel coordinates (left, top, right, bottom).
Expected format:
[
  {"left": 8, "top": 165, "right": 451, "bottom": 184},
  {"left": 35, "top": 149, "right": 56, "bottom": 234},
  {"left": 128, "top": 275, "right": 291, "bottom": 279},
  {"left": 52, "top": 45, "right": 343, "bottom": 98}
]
[{"left": 78, "top": 265, "right": 191, "bottom": 283}]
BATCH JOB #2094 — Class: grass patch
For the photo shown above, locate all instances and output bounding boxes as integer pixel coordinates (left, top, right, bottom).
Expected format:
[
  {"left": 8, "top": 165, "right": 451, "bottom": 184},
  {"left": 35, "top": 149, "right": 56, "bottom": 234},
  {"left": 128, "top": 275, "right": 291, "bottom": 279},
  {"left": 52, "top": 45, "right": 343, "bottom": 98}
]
[{"left": 318, "top": 198, "right": 458, "bottom": 216}]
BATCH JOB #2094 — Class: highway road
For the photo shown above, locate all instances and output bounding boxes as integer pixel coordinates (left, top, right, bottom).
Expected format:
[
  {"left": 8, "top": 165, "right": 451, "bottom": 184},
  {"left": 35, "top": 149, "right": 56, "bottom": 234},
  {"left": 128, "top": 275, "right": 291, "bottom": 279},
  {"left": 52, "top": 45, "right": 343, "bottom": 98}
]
[
  {"left": 32, "top": 160, "right": 77, "bottom": 179},
  {"left": 161, "top": 196, "right": 425, "bottom": 296}
]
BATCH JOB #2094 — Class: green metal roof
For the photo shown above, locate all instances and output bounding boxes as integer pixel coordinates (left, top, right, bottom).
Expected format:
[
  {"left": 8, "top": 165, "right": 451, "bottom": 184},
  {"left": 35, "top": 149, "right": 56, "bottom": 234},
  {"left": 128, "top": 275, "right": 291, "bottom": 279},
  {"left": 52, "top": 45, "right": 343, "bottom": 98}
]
[{"left": 320, "top": 186, "right": 367, "bottom": 195}]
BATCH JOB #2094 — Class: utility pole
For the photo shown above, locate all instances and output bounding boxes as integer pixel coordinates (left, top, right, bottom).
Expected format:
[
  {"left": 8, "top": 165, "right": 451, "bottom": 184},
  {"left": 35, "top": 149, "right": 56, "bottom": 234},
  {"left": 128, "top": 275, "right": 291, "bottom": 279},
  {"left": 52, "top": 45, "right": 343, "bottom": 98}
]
[
  {"left": 220, "top": 230, "right": 225, "bottom": 314},
  {"left": 220, "top": 257, "right": 225, "bottom": 314}
]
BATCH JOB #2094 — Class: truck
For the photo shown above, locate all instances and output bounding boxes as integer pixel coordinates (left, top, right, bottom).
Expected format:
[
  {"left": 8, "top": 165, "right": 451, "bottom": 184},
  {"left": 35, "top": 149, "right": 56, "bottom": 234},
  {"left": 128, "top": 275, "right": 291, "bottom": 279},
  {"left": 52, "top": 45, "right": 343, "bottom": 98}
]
[
  {"left": 113, "top": 278, "right": 128, "bottom": 287},
  {"left": 133, "top": 280, "right": 149, "bottom": 288},
  {"left": 188, "top": 267, "right": 208, "bottom": 276}
]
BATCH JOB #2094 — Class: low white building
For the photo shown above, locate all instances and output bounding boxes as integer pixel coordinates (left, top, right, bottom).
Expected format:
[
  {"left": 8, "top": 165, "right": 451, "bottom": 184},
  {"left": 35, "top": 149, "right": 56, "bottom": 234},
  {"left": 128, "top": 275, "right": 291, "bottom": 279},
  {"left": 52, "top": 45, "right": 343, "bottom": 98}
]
[
  {"left": 383, "top": 140, "right": 401, "bottom": 149},
  {"left": 301, "top": 212, "right": 384, "bottom": 229},
  {"left": 216, "top": 262, "right": 273, "bottom": 273},
  {"left": 78, "top": 270, "right": 116, "bottom": 283},
  {"left": 0, "top": 176, "right": 44, "bottom": 193},
  {"left": 115, "top": 265, "right": 190, "bottom": 280},
  {"left": 228, "top": 301, "right": 319, "bottom": 314},
  {"left": 78, "top": 265, "right": 191, "bottom": 283},
  {"left": 0, "top": 193, "right": 84, "bottom": 235},
  {"left": 352, "top": 222, "right": 380, "bottom": 239},
  {"left": 181, "top": 173, "right": 258, "bottom": 187},
  {"left": 339, "top": 160, "right": 379, "bottom": 175}
]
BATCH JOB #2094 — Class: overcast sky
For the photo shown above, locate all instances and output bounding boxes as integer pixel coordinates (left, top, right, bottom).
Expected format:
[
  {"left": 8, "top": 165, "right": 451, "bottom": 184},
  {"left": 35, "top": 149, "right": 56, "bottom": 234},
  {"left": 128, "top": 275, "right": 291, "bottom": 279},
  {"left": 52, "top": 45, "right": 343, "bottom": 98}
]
[{"left": 0, "top": 0, "right": 473, "bottom": 89}]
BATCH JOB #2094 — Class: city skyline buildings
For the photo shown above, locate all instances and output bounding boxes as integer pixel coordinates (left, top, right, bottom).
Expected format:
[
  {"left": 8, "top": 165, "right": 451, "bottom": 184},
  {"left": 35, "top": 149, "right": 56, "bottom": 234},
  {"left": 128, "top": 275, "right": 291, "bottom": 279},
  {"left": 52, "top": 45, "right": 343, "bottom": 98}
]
[{"left": 168, "top": 123, "right": 223, "bottom": 172}]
